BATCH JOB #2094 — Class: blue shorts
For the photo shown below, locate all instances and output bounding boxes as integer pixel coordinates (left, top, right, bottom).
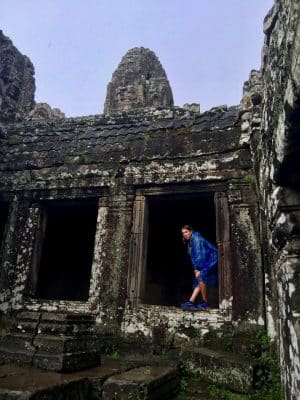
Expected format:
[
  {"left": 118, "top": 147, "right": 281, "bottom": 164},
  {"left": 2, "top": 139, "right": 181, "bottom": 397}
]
[{"left": 192, "top": 265, "right": 219, "bottom": 289}]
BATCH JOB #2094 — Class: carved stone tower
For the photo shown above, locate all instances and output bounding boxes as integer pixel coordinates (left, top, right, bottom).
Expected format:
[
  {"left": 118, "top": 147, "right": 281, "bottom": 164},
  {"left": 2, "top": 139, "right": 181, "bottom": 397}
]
[
  {"left": 104, "top": 47, "right": 174, "bottom": 113},
  {"left": 0, "top": 30, "right": 35, "bottom": 123}
]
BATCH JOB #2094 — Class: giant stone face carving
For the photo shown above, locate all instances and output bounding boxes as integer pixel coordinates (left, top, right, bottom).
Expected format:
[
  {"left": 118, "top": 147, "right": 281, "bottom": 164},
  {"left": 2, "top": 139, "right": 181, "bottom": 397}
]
[{"left": 104, "top": 47, "right": 174, "bottom": 114}]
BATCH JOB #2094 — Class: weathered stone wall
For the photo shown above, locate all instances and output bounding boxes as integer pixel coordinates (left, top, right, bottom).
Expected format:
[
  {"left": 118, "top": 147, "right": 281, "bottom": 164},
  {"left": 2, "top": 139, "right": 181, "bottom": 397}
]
[
  {"left": 0, "top": 31, "right": 35, "bottom": 125},
  {"left": 251, "top": 1, "right": 300, "bottom": 398},
  {"left": 0, "top": 104, "right": 264, "bottom": 338}
]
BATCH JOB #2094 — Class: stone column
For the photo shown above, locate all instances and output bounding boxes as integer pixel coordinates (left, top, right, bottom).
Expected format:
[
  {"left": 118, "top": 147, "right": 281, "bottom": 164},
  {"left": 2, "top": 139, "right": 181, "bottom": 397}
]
[
  {"left": 88, "top": 196, "right": 110, "bottom": 310},
  {"left": 0, "top": 198, "right": 38, "bottom": 313},
  {"left": 229, "top": 184, "right": 264, "bottom": 326},
  {"left": 215, "top": 192, "right": 232, "bottom": 312},
  {"left": 11, "top": 202, "right": 41, "bottom": 310},
  {"left": 96, "top": 187, "right": 133, "bottom": 330}
]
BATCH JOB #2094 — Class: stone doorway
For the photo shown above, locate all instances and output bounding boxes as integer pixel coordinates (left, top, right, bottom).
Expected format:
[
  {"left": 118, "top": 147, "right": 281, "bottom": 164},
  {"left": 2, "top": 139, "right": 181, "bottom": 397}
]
[
  {"left": 33, "top": 199, "right": 98, "bottom": 301},
  {"left": 144, "top": 193, "right": 217, "bottom": 307},
  {"left": 128, "top": 188, "right": 232, "bottom": 311}
]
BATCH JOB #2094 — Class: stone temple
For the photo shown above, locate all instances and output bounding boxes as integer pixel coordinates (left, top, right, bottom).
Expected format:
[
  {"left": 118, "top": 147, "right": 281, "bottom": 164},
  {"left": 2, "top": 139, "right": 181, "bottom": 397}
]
[{"left": 0, "top": 1, "right": 299, "bottom": 399}]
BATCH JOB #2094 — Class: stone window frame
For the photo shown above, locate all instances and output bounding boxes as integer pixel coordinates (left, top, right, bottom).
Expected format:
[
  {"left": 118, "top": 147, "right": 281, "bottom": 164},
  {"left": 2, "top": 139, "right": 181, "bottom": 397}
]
[
  {"left": 127, "top": 183, "right": 233, "bottom": 314},
  {"left": 19, "top": 188, "right": 108, "bottom": 314}
]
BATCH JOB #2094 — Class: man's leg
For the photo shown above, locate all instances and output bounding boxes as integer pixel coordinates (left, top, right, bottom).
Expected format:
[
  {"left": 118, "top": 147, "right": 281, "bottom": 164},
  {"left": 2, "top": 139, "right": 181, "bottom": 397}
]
[
  {"left": 199, "top": 282, "right": 208, "bottom": 303},
  {"left": 189, "top": 285, "right": 201, "bottom": 303}
]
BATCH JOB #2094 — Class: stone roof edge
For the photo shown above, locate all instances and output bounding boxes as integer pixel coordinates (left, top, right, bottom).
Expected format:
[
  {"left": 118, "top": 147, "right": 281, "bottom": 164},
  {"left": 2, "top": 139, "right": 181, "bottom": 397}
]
[{"left": 3, "top": 104, "right": 239, "bottom": 135}]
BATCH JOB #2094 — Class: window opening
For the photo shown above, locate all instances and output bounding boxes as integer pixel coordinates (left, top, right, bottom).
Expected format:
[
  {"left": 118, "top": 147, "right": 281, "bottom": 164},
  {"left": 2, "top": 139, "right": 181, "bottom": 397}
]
[
  {"left": 0, "top": 202, "right": 9, "bottom": 249},
  {"left": 35, "top": 198, "right": 98, "bottom": 301},
  {"left": 144, "top": 193, "right": 218, "bottom": 307}
]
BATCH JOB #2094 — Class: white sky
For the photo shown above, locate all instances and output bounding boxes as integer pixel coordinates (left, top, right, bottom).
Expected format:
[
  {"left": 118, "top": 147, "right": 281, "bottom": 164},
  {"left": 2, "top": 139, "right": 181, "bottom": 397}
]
[{"left": 1, "top": 1, "right": 274, "bottom": 117}]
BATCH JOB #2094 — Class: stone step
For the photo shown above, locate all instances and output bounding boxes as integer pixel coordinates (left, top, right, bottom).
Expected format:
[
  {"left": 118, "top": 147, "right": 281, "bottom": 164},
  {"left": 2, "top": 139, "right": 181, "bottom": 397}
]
[
  {"left": 102, "top": 365, "right": 179, "bottom": 400},
  {"left": 0, "top": 311, "right": 101, "bottom": 372},
  {"left": 0, "top": 361, "right": 179, "bottom": 399},
  {"left": 0, "top": 360, "right": 136, "bottom": 399},
  {"left": 13, "top": 311, "right": 96, "bottom": 336},
  {"left": 183, "top": 347, "right": 256, "bottom": 393}
]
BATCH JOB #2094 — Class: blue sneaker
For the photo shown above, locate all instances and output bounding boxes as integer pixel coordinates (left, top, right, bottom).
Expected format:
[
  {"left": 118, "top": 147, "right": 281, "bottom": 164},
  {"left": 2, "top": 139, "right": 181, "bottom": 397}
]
[
  {"left": 180, "top": 301, "right": 196, "bottom": 308},
  {"left": 196, "top": 301, "right": 210, "bottom": 310}
]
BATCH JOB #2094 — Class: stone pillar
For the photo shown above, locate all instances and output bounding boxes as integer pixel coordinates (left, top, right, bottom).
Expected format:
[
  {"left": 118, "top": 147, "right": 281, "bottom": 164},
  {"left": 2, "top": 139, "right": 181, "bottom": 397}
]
[
  {"left": 88, "top": 196, "right": 110, "bottom": 310},
  {"left": 10, "top": 202, "right": 41, "bottom": 310},
  {"left": 215, "top": 192, "right": 232, "bottom": 312},
  {"left": 228, "top": 185, "right": 264, "bottom": 326},
  {"left": 0, "top": 199, "right": 37, "bottom": 313},
  {"left": 96, "top": 188, "right": 133, "bottom": 330}
]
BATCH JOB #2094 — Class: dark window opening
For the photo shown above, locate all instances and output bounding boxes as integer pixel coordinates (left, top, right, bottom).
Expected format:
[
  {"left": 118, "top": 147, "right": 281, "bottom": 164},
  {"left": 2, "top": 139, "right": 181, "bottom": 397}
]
[
  {"left": 277, "top": 99, "right": 300, "bottom": 188},
  {"left": 35, "top": 199, "right": 98, "bottom": 301},
  {"left": 0, "top": 202, "right": 9, "bottom": 249},
  {"left": 144, "top": 193, "right": 218, "bottom": 307}
]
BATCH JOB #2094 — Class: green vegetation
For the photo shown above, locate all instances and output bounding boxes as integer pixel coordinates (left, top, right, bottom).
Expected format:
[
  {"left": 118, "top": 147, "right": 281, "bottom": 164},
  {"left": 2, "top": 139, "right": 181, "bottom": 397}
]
[
  {"left": 209, "top": 385, "right": 249, "bottom": 400},
  {"left": 178, "top": 360, "right": 198, "bottom": 393},
  {"left": 251, "top": 330, "right": 283, "bottom": 400},
  {"left": 101, "top": 339, "right": 120, "bottom": 358},
  {"left": 242, "top": 174, "right": 259, "bottom": 195}
]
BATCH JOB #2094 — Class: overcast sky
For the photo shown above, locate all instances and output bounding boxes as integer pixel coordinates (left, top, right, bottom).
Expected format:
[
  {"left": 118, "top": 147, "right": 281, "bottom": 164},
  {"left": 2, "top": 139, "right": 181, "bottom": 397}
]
[{"left": 2, "top": 1, "right": 273, "bottom": 117}]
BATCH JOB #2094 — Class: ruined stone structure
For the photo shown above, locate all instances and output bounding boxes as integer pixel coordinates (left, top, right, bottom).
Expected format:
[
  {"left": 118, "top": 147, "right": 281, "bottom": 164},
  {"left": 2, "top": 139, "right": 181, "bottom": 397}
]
[
  {"left": 0, "top": 1, "right": 299, "bottom": 398},
  {"left": 0, "top": 30, "right": 35, "bottom": 125},
  {"left": 28, "top": 102, "right": 65, "bottom": 120},
  {"left": 104, "top": 47, "right": 174, "bottom": 113}
]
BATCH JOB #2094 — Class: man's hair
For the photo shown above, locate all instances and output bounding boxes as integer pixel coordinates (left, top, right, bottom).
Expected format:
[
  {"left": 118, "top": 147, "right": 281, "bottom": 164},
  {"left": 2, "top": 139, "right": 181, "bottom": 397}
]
[{"left": 181, "top": 224, "right": 193, "bottom": 232}]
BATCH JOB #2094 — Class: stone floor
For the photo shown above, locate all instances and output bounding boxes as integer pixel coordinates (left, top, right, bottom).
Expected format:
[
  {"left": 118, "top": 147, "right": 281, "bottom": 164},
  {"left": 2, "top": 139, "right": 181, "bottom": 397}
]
[
  {"left": 0, "top": 361, "right": 126, "bottom": 393},
  {"left": 0, "top": 355, "right": 179, "bottom": 399}
]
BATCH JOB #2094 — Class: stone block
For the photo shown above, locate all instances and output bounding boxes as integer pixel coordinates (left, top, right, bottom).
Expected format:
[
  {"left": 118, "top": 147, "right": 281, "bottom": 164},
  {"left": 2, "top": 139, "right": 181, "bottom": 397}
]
[
  {"left": 183, "top": 347, "right": 256, "bottom": 393},
  {"left": 32, "top": 349, "right": 101, "bottom": 372},
  {"left": 102, "top": 365, "right": 179, "bottom": 399},
  {"left": 0, "top": 346, "right": 34, "bottom": 367},
  {"left": 33, "top": 334, "right": 99, "bottom": 354},
  {"left": 1, "top": 332, "right": 35, "bottom": 351}
]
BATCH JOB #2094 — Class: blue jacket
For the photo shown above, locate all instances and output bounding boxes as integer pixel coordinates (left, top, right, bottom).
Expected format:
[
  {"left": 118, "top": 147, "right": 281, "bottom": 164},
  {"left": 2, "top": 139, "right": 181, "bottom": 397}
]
[{"left": 187, "top": 231, "right": 218, "bottom": 288}]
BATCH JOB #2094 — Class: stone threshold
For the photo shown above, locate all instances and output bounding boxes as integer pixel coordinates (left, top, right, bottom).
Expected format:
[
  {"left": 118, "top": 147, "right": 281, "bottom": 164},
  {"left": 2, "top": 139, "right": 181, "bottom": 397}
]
[
  {"left": 22, "top": 298, "right": 93, "bottom": 314},
  {"left": 122, "top": 304, "right": 231, "bottom": 337}
]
